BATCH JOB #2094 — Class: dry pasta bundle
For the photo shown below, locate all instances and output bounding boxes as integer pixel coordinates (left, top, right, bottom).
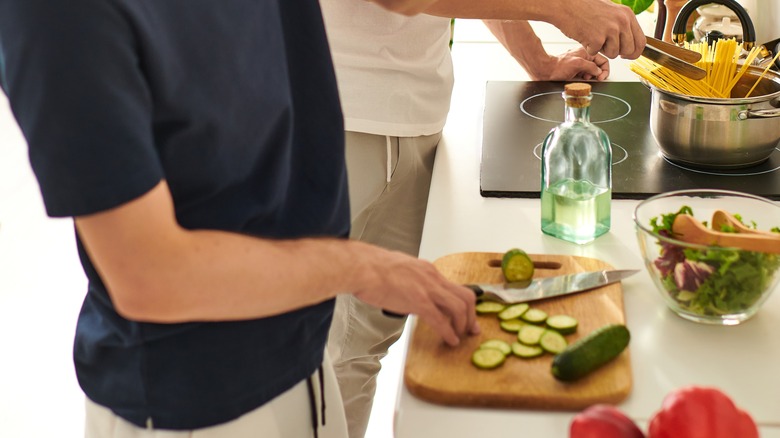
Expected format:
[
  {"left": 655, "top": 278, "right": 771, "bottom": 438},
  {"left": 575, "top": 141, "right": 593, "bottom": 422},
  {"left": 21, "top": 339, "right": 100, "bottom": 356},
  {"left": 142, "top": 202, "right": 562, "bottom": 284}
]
[{"left": 630, "top": 38, "right": 779, "bottom": 98}]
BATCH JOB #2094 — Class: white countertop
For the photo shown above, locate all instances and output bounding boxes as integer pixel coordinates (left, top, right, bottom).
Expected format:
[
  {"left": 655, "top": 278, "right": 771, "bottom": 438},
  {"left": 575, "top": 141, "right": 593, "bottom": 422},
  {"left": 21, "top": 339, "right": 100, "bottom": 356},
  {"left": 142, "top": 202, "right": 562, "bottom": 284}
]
[{"left": 393, "top": 21, "right": 780, "bottom": 437}]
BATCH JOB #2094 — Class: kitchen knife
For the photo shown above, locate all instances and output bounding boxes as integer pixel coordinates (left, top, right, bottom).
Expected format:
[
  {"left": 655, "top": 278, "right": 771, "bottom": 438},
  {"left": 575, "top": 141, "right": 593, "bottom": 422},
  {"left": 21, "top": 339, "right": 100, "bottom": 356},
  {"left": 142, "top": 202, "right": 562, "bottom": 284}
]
[
  {"left": 466, "top": 269, "right": 639, "bottom": 304},
  {"left": 641, "top": 45, "right": 707, "bottom": 80},
  {"left": 646, "top": 36, "right": 702, "bottom": 64},
  {"left": 382, "top": 269, "right": 638, "bottom": 318}
]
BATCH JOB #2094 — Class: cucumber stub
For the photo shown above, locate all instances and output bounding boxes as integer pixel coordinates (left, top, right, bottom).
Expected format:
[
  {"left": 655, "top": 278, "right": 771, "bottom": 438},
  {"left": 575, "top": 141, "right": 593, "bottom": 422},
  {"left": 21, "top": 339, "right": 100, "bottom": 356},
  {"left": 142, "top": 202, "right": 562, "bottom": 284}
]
[
  {"left": 501, "top": 248, "right": 535, "bottom": 282},
  {"left": 551, "top": 323, "right": 630, "bottom": 382}
]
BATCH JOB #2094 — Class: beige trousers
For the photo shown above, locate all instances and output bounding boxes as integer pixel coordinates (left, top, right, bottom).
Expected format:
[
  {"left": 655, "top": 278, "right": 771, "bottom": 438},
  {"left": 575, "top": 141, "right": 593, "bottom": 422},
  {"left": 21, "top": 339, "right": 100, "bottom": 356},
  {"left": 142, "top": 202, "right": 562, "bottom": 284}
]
[
  {"left": 327, "top": 131, "right": 440, "bottom": 438},
  {"left": 84, "top": 353, "right": 347, "bottom": 438}
]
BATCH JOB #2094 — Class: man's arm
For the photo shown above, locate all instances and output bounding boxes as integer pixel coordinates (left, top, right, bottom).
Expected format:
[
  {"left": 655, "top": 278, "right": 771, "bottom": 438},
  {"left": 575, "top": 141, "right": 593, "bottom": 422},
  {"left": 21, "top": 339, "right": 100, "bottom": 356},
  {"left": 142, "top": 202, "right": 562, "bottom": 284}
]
[
  {"left": 423, "top": 0, "right": 646, "bottom": 60},
  {"left": 484, "top": 20, "right": 610, "bottom": 81},
  {"left": 75, "top": 180, "right": 479, "bottom": 345}
]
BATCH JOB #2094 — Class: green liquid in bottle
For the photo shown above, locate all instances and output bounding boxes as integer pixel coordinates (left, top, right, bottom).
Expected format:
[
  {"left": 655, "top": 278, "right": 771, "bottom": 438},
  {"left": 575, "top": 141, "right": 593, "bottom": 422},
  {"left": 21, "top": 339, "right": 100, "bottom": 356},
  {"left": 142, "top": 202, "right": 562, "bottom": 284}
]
[{"left": 541, "top": 179, "right": 611, "bottom": 244}]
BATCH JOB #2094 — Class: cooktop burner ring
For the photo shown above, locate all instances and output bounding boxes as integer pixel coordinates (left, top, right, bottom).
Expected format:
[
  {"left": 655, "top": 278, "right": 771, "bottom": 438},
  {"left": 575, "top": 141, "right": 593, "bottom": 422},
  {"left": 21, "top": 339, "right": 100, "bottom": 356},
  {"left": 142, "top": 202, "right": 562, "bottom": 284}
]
[
  {"left": 662, "top": 148, "right": 780, "bottom": 177},
  {"left": 519, "top": 92, "right": 631, "bottom": 124},
  {"left": 533, "top": 143, "right": 629, "bottom": 166}
]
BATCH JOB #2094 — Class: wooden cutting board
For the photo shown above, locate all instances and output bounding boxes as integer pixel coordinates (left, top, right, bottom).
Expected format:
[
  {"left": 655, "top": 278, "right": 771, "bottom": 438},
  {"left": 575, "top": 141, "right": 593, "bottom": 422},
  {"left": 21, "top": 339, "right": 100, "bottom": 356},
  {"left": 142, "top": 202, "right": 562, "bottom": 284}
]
[{"left": 404, "top": 252, "right": 632, "bottom": 410}]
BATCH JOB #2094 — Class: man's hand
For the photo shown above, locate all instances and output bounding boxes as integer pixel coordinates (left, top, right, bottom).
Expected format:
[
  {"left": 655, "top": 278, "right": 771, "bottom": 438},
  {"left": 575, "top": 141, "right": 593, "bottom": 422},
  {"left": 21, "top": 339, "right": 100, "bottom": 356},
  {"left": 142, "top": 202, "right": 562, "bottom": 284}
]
[
  {"left": 534, "top": 48, "right": 611, "bottom": 81},
  {"left": 550, "top": 0, "right": 646, "bottom": 60},
  {"left": 350, "top": 243, "right": 481, "bottom": 347},
  {"left": 485, "top": 20, "right": 610, "bottom": 82}
]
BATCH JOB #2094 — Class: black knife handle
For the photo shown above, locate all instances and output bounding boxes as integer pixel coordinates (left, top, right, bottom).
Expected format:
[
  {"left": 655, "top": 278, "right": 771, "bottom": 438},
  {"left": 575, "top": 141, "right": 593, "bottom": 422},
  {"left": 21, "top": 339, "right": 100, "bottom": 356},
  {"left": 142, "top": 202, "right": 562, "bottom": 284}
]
[
  {"left": 465, "top": 284, "right": 484, "bottom": 298},
  {"left": 381, "top": 285, "right": 484, "bottom": 318}
]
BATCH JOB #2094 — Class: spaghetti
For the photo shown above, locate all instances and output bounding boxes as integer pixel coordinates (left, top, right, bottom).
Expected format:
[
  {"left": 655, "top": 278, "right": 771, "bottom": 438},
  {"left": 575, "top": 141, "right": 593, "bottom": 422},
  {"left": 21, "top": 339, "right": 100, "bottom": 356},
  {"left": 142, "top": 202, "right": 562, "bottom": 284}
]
[{"left": 629, "top": 38, "right": 779, "bottom": 98}]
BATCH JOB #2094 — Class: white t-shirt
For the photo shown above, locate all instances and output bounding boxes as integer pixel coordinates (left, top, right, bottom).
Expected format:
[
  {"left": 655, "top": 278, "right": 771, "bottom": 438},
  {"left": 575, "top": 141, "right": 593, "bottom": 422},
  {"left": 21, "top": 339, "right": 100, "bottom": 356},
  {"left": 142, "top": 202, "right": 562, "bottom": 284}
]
[{"left": 320, "top": 0, "right": 454, "bottom": 137}]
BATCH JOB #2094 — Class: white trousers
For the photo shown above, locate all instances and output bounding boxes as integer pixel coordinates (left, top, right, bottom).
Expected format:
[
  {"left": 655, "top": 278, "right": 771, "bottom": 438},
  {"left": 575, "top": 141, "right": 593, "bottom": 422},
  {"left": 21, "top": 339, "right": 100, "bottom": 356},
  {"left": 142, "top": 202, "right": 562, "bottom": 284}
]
[
  {"left": 327, "top": 131, "right": 440, "bottom": 438},
  {"left": 84, "top": 352, "right": 347, "bottom": 438}
]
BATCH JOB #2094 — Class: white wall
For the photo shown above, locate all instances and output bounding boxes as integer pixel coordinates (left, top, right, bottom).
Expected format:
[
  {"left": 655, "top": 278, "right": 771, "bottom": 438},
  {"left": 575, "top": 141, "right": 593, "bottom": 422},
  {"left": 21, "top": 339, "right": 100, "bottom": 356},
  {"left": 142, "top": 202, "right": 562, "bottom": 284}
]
[{"left": 741, "top": 0, "right": 779, "bottom": 45}]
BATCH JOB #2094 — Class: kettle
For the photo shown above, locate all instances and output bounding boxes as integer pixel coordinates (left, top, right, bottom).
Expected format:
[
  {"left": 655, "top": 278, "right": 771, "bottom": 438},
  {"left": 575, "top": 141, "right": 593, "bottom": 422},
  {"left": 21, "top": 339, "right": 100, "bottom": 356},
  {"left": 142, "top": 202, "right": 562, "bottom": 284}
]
[
  {"left": 672, "top": 0, "right": 779, "bottom": 71},
  {"left": 692, "top": 4, "right": 743, "bottom": 42}
]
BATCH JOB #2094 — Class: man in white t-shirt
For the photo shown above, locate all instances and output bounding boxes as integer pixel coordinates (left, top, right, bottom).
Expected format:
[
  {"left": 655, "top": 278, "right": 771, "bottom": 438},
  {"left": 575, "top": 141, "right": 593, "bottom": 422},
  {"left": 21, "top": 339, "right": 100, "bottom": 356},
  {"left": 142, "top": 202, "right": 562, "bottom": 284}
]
[{"left": 320, "top": 1, "right": 646, "bottom": 437}]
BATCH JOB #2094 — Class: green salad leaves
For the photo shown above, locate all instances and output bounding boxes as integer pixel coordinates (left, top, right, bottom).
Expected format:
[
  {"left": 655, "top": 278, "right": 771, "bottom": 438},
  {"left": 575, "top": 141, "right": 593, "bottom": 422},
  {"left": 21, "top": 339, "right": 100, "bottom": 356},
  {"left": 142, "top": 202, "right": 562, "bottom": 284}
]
[
  {"left": 650, "top": 207, "right": 780, "bottom": 316},
  {"left": 612, "top": 0, "right": 655, "bottom": 15}
]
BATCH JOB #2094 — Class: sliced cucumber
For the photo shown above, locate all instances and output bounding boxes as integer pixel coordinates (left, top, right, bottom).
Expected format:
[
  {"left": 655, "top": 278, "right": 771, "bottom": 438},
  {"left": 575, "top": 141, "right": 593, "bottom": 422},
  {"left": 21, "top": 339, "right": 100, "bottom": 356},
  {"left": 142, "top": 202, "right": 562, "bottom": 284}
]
[
  {"left": 501, "top": 248, "right": 535, "bottom": 282},
  {"left": 551, "top": 323, "right": 631, "bottom": 382},
  {"left": 476, "top": 301, "right": 506, "bottom": 314},
  {"left": 546, "top": 314, "right": 579, "bottom": 335},
  {"left": 520, "top": 308, "right": 548, "bottom": 324},
  {"left": 517, "top": 324, "right": 546, "bottom": 345},
  {"left": 499, "top": 319, "right": 526, "bottom": 333},
  {"left": 479, "top": 339, "right": 512, "bottom": 356},
  {"left": 511, "top": 342, "right": 544, "bottom": 359},
  {"left": 472, "top": 347, "right": 506, "bottom": 369},
  {"left": 539, "top": 330, "right": 568, "bottom": 354},
  {"left": 498, "top": 303, "right": 530, "bottom": 321}
]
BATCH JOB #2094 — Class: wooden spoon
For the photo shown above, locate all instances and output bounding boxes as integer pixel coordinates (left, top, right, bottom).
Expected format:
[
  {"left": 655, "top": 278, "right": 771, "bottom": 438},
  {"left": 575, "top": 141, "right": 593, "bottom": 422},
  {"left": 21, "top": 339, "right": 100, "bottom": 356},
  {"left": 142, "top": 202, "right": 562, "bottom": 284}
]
[
  {"left": 711, "top": 210, "right": 780, "bottom": 239},
  {"left": 671, "top": 214, "right": 780, "bottom": 254}
]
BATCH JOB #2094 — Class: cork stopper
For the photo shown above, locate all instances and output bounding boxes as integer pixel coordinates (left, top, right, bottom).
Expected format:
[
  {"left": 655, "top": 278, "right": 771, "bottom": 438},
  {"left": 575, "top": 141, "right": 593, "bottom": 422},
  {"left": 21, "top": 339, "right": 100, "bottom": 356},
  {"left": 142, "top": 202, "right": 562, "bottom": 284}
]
[
  {"left": 564, "top": 83, "right": 591, "bottom": 96},
  {"left": 563, "top": 82, "right": 592, "bottom": 108}
]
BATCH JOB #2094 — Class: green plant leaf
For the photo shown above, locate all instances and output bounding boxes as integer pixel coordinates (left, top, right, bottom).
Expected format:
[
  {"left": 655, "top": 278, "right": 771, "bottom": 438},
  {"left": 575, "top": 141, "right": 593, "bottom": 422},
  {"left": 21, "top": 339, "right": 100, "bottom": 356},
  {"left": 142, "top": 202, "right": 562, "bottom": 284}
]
[{"left": 613, "top": 0, "right": 655, "bottom": 15}]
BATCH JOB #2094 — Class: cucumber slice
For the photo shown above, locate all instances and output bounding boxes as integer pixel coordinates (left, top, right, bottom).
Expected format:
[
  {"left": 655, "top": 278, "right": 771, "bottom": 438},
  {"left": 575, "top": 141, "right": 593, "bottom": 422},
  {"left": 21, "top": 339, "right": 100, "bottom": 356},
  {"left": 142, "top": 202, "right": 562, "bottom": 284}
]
[
  {"left": 551, "top": 323, "right": 631, "bottom": 382},
  {"left": 498, "top": 303, "right": 530, "bottom": 321},
  {"left": 499, "top": 319, "right": 526, "bottom": 333},
  {"left": 472, "top": 347, "right": 506, "bottom": 369},
  {"left": 517, "top": 324, "right": 546, "bottom": 345},
  {"left": 511, "top": 342, "right": 544, "bottom": 359},
  {"left": 502, "top": 248, "right": 535, "bottom": 282},
  {"left": 479, "top": 339, "right": 512, "bottom": 356},
  {"left": 539, "top": 330, "right": 568, "bottom": 354},
  {"left": 520, "top": 308, "right": 548, "bottom": 324},
  {"left": 546, "top": 314, "right": 579, "bottom": 335},
  {"left": 476, "top": 301, "right": 506, "bottom": 314}
]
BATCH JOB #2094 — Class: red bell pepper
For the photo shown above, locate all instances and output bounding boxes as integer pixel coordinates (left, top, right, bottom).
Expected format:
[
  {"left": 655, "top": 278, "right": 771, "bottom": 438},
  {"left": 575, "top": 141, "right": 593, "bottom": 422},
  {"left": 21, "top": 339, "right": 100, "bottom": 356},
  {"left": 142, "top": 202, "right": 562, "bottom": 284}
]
[
  {"left": 648, "top": 386, "right": 759, "bottom": 438},
  {"left": 570, "top": 404, "right": 645, "bottom": 438}
]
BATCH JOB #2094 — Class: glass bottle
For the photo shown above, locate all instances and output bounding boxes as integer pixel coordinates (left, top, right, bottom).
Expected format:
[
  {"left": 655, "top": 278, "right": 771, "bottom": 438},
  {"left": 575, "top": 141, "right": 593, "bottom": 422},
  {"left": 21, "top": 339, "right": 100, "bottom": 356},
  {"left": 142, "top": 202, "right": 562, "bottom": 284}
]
[{"left": 540, "top": 82, "right": 612, "bottom": 244}]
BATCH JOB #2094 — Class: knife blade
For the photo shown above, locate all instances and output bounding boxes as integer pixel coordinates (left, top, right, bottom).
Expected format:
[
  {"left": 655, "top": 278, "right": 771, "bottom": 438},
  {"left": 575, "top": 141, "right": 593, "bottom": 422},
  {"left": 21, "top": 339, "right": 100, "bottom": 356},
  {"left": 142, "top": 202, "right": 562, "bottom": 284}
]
[
  {"left": 646, "top": 36, "right": 702, "bottom": 64},
  {"left": 641, "top": 45, "right": 707, "bottom": 80},
  {"left": 467, "top": 269, "right": 639, "bottom": 304},
  {"left": 381, "top": 269, "right": 639, "bottom": 318}
]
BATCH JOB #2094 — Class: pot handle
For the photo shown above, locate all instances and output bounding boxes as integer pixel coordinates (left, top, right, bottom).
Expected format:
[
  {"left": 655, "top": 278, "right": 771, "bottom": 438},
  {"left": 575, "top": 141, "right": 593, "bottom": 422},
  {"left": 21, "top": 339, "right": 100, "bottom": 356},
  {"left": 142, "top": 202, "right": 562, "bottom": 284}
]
[
  {"left": 738, "top": 108, "right": 780, "bottom": 120},
  {"left": 671, "top": 0, "right": 756, "bottom": 49}
]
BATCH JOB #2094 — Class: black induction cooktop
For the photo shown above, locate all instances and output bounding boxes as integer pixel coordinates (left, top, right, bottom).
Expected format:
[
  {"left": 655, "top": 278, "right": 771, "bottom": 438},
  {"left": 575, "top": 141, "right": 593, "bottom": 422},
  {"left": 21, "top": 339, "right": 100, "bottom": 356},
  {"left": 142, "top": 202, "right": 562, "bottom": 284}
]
[{"left": 480, "top": 81, "right": 780, "bottom": 200}]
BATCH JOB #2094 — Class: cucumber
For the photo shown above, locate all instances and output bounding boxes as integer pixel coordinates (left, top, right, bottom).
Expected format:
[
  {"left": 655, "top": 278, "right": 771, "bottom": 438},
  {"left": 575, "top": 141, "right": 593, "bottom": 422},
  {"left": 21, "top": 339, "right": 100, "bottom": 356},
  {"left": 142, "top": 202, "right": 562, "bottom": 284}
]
[
  {"left": 511, "top": 342, "right": 544, "bottom": 359},
  {"left": 520, "top": 308, "right": 548, "bottom": 324},
  {"left": 517, "top": 324, "right": 546, "bottom": 345},
  {"left": 551, "top": 324, "right": 630, "bottom": 382},
  {"left": 499, "top": 319, "right": 526, "bottom": 333},
  {"left": 498, "top": 303, "right": 530, "bottom": 321},
  {"left": 479, "top": 339, "right": 512, "bottom": 356},
  {"left": 471, "top": 348, "right": 506, "bottom": 369},
  {"left": 546, "top": 314, "right": 579, "bottom": 335},
  {"left": 501, "top": 248, "right": 535, "bottom": 282},
  {"left": 539, "top": 330, "right": 568, "bottom": 354},
  {"left": 475, "top": 301, "right": 506, "bottom": 314}
]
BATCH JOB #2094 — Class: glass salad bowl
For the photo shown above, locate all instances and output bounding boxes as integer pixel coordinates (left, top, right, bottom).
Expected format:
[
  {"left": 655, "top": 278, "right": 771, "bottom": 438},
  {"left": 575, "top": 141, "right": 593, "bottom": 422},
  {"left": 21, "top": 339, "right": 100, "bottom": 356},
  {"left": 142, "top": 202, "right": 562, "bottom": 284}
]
[{"left": 633, "top": 189, "right": 780, "bottom": 325}]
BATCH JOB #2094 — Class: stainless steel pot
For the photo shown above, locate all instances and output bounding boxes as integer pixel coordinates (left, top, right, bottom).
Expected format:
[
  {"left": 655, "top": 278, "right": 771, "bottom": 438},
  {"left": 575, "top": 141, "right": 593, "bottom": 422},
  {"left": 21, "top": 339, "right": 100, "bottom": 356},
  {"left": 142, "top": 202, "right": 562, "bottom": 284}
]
[{"left": 649, "top": 67, "right": 780, "bottom": 169}]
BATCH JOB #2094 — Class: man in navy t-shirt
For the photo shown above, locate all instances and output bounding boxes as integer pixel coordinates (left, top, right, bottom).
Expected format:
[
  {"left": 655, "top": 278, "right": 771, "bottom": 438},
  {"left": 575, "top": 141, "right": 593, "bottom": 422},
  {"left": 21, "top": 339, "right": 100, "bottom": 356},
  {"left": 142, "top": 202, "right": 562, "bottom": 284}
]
[{"left": 0, "top": 0, "right": 478, "bottom": 435}]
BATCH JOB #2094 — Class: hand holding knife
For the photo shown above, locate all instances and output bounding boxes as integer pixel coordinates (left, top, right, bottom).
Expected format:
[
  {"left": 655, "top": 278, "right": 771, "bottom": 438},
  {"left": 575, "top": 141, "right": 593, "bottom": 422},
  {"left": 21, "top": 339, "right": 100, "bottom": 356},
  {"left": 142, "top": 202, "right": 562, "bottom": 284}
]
[{"left": 383, "top": 269, "right": 639, "bottom": 318}]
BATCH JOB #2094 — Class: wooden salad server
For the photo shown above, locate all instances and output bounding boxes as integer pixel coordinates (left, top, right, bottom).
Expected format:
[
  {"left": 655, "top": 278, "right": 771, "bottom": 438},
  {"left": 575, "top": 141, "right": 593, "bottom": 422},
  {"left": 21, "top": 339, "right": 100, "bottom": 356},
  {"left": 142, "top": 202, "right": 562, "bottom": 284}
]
[{"left": 671, "top": 214, "right": 780, "bottom": 254}]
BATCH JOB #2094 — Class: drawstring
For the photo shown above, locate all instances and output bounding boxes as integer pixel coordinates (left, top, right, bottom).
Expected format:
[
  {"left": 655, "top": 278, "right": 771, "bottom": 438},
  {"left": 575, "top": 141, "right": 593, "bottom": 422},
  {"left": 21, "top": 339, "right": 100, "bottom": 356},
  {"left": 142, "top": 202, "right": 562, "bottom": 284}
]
[
  {"left": 306, "top": 364, "right": 326, "bottom": 438},
  {"left": 385, "top": 136, "right": 392, "bottom": 184}
]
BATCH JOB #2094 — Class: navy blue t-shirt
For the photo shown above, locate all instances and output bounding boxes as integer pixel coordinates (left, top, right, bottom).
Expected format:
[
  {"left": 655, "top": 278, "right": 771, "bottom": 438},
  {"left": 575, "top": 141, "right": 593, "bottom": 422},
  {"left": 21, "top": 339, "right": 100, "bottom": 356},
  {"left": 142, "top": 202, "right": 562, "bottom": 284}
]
[{"left": 0, "top": 0, "right": 348, "bottom": 430}]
